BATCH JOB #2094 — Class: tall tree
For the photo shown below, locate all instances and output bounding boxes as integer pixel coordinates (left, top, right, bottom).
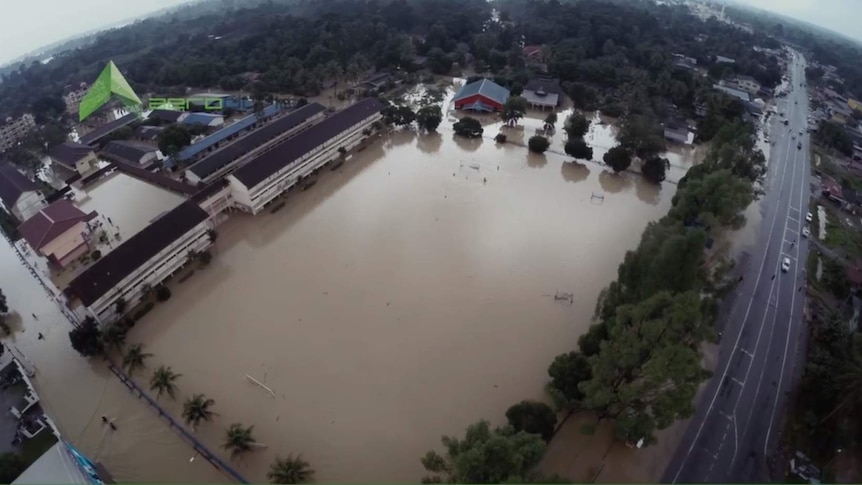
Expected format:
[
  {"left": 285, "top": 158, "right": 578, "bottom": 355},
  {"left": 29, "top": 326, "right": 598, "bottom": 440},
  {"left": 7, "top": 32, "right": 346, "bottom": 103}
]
[
  {"left": 150, "top": 365, "right": 182, "bottom": 400},
  {"left": 420, "top": 420, "right": 546, "bottom": 483},
  {"left": 505, "top": 401, "right": 557, "bottom": 442},
  {"left": 563, "top": 113, "right": 590, "bottom": 139},
  {"left": 123, "top": 343, "right": 153, "bottom": 376},
  {"left": 69, "top": 317, "right": 104, "bottom": 357},
  {"left": 268, "top": 454, "right": 315, "bottom": 484},
  {"left": 416, "top": 105, "right": 443, "bottom": 132},
  {"left": 223, "top": 423, "right": 257, "bottom": 460},
  {"left": 502, "top": 96, "right": 528, "bottom": 126},
  {"left": 183, "top": 394, "right": 217, "bottom": 429},
  {"left": 603, "top": 146, "right": 632, "bottom": 172}
]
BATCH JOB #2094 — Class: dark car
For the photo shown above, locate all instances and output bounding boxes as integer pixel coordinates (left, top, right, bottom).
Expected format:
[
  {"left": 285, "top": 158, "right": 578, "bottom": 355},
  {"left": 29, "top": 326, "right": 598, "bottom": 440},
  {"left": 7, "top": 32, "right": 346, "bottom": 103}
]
[{"left": 797, "top": 142, "right": 802, "bottom": 150}]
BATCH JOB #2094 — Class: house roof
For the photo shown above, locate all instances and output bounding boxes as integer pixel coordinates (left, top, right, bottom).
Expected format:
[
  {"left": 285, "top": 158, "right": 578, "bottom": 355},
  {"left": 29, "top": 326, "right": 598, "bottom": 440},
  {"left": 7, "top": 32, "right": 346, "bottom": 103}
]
[
  {"left": 149, "top": 109, "right": 185, "bottom": 123},
  {"left": 135, "top": 125, "right": 164, "bottom": 141},
  {"left": 186, "top": 103, "right": 325, "bottom": 179},
  {"left": 79, "top": 113, "right": 138, "bottom": 146},
  {"left": 0, "top": 164, "right": 40, "bottom": 208},
  {"left": 102, "top": 140, "right": 158, "bottom": 165},
  {"left": 19, "top": 199, "right": 97, "bottom": 251},
  {"left": 525, "top": 78, "right": 564, "bottom": 97},
  {"left": 453, "top": 79, "right": 510, "bottom": 106},
  {"left": 65, "top": 200, "right": 208, "bottom": 306},
  {"left": 48, "top": 142, "right": 94, "bottom": 167},
  {"left": 522, "top": 90, "right": 559, "bottom": 107},
  {"left": 232, "top": 98, "right": 384, "bottom": 189},
  {"left": 182, "top": 113, "right": 224, "bottom": 126},
  {"left": 523, "top": 45, "right": 543, "bottom": 57},
  {"left": 178, "top": 104, "right": 284, "bottom": 161}
]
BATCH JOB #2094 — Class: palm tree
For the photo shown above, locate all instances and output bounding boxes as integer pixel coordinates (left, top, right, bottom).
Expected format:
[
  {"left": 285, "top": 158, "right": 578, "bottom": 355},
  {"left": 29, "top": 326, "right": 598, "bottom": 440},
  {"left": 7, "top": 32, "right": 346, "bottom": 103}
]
[
  {"left": 183, "top": 394, "right": 217, "bottom": 429},
  {"left": 149, "top": 365, "right": 182, "bottom": 400},
  {"left": 206, "top": 229, "right": 218, "bottom": 244},
  {"left": 268, "top": 454, "right": 314, "bottom": 484},
  {"left": 122, "top": 343, "right": 152, "bottom": 376},
  {"left": 140, "top": 283, "right": 153, "bottom": 301},
  {"left": 115, "top": 297, "right": 127, "bottom": 315},
  {"left": 223, "top": 423, "right": 257, "bottom": 460},
  {"left": 101, "top": 324, "right": 128, "bottom": 352}
]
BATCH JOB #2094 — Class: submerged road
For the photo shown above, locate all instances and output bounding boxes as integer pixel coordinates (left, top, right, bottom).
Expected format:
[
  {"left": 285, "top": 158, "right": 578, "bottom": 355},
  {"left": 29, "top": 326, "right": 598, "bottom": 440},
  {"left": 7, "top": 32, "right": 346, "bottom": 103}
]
[{"left": 662, "top": 51, "right": 813, "bottom": 482}]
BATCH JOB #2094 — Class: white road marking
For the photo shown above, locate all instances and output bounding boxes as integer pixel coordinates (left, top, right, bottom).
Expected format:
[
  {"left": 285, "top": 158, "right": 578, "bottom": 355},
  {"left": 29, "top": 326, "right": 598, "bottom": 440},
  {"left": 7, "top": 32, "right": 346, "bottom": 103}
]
[{"left": 668, "top": 85, "right": 799, "bottom": 483}]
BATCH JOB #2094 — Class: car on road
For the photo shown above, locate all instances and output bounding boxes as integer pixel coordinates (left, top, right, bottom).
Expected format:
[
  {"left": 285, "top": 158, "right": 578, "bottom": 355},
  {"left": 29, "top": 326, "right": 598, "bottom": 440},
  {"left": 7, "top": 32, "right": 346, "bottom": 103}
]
[
  {"left": 784, "top": 119, "right": 789, "bottom": 126},
  {"left": 798, "top": 142, "right": 802, "bottom": 150},
  {"left": 782, "top": 257, "right": 791, "bottom": 272},
  {"left": 802, "top": 227, "right": 810, "bottom": 238},
  {"left": 806, "top": 212, "right": 813, "bottom": 222}
]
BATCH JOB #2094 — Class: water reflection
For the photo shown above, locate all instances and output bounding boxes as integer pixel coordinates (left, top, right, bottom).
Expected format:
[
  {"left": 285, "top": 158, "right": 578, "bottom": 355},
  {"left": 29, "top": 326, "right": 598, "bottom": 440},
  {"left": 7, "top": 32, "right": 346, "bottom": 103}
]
[
  {"left": 527, "top": 153, "right": 548, "bottom": 169},
  {"left": 560, "top": 161, "right": 589, "bottom": 184},
  {"left": 453, "top": 135, "right": 483, "bottom": 152},
  {"left": 417, "top": 132, "right": 443, "bottom": 154},
  {"left": 635, "top": 177, "right": 662, "bottom": 206},
  {"left": 385, "top": 129, "right": 417, "bottom": 148},
  {"left": 598, "top": 170, "right": 632, "bottom": 194}
]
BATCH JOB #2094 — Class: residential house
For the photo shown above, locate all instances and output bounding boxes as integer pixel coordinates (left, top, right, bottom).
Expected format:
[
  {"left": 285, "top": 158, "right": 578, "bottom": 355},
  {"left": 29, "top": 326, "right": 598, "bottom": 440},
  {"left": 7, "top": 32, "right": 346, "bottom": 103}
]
[
  {"left": 849, "top": 98, "right": 862, "bottom": 113},
  {"left": 715, "top": 55, "right": 736, "bottom": 64},
  {"left": 522, "top": 78, "right": 564, "bottom": 110},
  {"left": 101, "top": 141, "right": 160, "bottom": 169},
  {"left": 134, "top": 125, "right": 164, "bottom": 142},
  {"left": 713, "top": 83, "right": 751, "bottom": 103},
  {"left": 149, "top": 109, "right": 187, "bottom": 124},
  {"left": 0, "top": 114, "right": 35, "bottom": 152},
  {"left": 64, "top": 200, "right": 212, "bottom": 324},
  {"left": 228, "top": 98, "right": 384, "bottom": 214},
  {"left": 48, "top": 142, "right": 97, "bottom": 175},
  {"left": 664, "top": 123, "right": 690, "bottom": 144},
  {"left": 735, "top": 75, "right": 761, "bottom": 95},
  {"left": 181, "top": 113, "right": 225, "bottom": 128},
  {"left": 356, "top": 72, "right": 392, "bottom": 93},
  {"left": 829, "top": 101, "right": 853, "bottom": 124},
  {"left": 0, "top": 164, "right": 46, "bottom": 222},
  {"left": 453, "top": 79, "right": 510, "bottom": 112},
  {"left": 184, "top": 103, "right": 326, "bottom": 185},
  {"left": 62, "top": 83, "right": 89, "bottom": 115},
  {"left": 18, "top": 200, "right": 98, "bottom": 268},
  {"left": 671, "top": 53, "right": 697, "bottom": 71}
]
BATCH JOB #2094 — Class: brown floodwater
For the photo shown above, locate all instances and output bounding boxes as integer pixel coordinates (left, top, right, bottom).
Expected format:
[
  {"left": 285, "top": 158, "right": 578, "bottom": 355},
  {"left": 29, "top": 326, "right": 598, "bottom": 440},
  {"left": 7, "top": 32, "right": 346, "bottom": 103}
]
[{"left": 0, "top": 89, "right": 715, "bottom": 482}]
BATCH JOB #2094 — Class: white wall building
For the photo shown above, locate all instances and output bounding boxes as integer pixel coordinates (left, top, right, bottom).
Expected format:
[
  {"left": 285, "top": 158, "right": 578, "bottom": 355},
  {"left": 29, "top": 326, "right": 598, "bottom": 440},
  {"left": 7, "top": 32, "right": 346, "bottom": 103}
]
[
  {"left": 228, "top": 98, "right": 384, "bottom": 215},
  {"left": 65, "top": 201, "right": 212, "bottom": 324},
  {"left": 0, "top": 114, "right": 36, "bottom": 152},
  {"left": 0, "top": 164, "right": 46, "bottom": 221}
]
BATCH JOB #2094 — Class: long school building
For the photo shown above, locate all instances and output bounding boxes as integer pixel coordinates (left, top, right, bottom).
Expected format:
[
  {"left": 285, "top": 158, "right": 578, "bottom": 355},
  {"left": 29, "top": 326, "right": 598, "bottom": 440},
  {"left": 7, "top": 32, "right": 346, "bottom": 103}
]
[
  {"left": 227, "top": 98, "right": 384, "bottom": 214},
  {"left": 65, "top": 201, "right": 211, "bottom": 324}
]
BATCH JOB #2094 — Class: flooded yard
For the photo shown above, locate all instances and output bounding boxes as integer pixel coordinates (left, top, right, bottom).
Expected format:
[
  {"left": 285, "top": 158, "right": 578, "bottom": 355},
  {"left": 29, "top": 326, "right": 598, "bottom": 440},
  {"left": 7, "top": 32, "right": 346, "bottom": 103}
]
[{"left": 120, "top": 113, "right": 692, "bottom": 481}]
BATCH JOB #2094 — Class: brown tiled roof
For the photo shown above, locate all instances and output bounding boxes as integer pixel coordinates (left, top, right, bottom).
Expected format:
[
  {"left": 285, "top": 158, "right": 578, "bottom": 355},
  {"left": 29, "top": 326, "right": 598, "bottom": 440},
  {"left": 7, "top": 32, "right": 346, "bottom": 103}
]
[
  {"left": 19, "top": 200, "right": 97, "bottom": 250},
  {"left": 65, "top": 200, "right": 208, "bottom": 306},
  {"left": 0, "top": 164, "right": 40, "bottom": 208},
  {"left": 231, "top": 98, "right": 384, "bottom": 189}
]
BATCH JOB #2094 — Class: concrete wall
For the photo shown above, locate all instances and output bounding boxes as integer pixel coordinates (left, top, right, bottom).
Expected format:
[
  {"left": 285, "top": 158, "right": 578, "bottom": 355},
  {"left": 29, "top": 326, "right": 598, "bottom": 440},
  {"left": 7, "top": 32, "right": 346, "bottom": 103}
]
[{"left": 14, "top": 191, "right": 46, "bottom": 221}]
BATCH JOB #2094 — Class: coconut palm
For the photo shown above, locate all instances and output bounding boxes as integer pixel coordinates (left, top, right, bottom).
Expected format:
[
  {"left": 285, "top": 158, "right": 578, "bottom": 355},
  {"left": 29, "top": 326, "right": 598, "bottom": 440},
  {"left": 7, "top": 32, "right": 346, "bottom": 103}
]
[
  {"left": 149, "top": 365, "right": 182, "bottom": 400},
  {"left": 223, "top": 423, "right": 257, "bottom": 460},
  {"left": 268, "top": 454, "right": 314, "bottom": 484},
  {"left": 101, "top": 324, "right": 128, "bottom": 353},
  {"left": 183, "top": 394, "right": 217, "bottom": 429},
  {"left": 122, "top": 343, "right": 152, "bottom": 376},
  {"left": 115, "top": 297, "right": 127, "bottom": 315}
]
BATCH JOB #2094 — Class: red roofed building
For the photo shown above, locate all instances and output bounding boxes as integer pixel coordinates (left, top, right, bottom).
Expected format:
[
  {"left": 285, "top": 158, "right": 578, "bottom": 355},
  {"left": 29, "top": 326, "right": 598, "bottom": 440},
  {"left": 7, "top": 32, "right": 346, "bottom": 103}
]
[{"left": 19, "top": 200, "right": 98, "bottom": 268}]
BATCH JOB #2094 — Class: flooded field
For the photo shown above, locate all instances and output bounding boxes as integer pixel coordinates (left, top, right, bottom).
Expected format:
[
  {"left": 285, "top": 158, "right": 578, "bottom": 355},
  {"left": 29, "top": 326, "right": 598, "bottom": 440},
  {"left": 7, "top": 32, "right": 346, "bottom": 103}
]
[{"left": 0, "top": 90, "right": 718, "bottom": 482}]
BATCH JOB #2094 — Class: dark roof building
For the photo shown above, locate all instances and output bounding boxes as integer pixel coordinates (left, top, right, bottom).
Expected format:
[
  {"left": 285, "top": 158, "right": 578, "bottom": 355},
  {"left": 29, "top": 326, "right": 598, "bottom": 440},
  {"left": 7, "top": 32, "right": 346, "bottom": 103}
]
[
  {"left": 48, "top": 142, "right": 95, "bottom": 169},
  {"left": 149, "top": 110, "right": 185, "bottom": 123},
  {"left": 176, "top": 104, "right": 284, "bottom": 162},
  {"left": 102, "top": 141, "right": 160, "bottom": 167},
  {"left": 65, "top": 201, "right": 208, "bottom": 307},
  {"left": 523, "top": 78, "right": 563, "bottom": 109},
  {"left": 0, "top": 164, "right": 41, "bottom": 211},
  {"left": 232, "top": 98, "right": 384, "bottom": 189},
  {"left": 185, "top": 102, "right": 327, "bottom": 184},
  {"left": 453, "top": 79, "right": 510, "bottom": 112},
  {"left": 79, "top": 113, "right": 138, "bottom": 146},
  {"left": 135, "top": 125, "right": 164, "bottom": 141}
]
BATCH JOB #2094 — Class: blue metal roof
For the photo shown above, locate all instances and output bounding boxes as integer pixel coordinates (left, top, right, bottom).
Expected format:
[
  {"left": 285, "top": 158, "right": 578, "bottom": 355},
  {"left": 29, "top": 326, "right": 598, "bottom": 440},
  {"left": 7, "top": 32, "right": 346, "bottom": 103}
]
[
  {"left": 177, "top": 104, "right": 283, "bottom": 161},
  {"left": 453, "top": 79, "right": 510, "bottom": 106},
  {"left": 181, "top": 113, "right": 224, "bottom": 126}
]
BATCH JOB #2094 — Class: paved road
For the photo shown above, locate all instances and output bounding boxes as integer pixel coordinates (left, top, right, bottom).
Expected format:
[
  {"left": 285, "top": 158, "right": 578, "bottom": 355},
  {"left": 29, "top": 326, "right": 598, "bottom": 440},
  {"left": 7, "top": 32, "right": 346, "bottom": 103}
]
[{"left": 662, "top": 51, "right": 813, "bottom": 483}]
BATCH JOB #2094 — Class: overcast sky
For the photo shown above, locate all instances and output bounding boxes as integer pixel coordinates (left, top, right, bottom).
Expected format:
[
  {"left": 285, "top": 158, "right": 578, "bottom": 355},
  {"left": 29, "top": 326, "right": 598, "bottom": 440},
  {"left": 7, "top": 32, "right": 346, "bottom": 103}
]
[
  {"left": 0, "top": 0, "right": 192, "bottom": 64},
  {"left": 730, "top": 0, "right": 862, "bottom": 42}
]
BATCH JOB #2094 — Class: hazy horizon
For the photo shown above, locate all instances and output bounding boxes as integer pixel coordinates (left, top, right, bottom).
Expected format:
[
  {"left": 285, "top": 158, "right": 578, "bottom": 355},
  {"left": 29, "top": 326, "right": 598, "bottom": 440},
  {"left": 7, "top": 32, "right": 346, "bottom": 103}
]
[
  {"left": 0, "top": 0, "right": 193, "bottom": 65},
  {"left": 729, "top": 0, "right": 862, "bottom": 43}
]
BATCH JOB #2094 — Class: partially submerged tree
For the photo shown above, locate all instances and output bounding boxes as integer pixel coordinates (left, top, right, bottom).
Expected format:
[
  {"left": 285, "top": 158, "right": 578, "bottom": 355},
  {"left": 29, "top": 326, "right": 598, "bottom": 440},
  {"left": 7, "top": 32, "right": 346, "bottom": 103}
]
[
  {"left": 563, "top": 112, "right": 590, "bottom": 139},
  {"left": 69, "top": 317, "right": 104, "bottom": 357},
  {"left": 564, "top": 138, "right": 593, "bottom": 161},
  {"left": 453, "top": 117, "right": 483, "bottom": 138},
  {"left": 150, "top": 365, "right": 182, "bottom": 400},
  {"left": 603, "top": 145, "right": 632, "bottom": 172},
  {"left": 547, "top": 351, "right": 592, "bottom": 408},
  {"left": 502, "top": 96, "right": 528, "bottom": 126},
  {"left": 543, "top": 112, "right": 558, "bottom": 130},
  {"left": 122, "top": 343, "right": 153, "bottom": 376},
  {"left": 420, "top": 420, "right": 546, "bottom": 483},
  {"left": 223, "top": 423, "right": 257, "bottom": 460},
  {"left": 183, "top": 394, "right": 217, "bottom": 429},
  {"left": 528, "top": 135, "right": 550, "bottom": 154},
  {"left": 417, "top": 105, "right": 443, "bottom": 132},
  {"left": 641, "top": 156, "right": 669, "bottom": 184},
  {"left": 383, "top": 104, "right": 416, "bottom": 127},
  {"left": 268, "top": 454, "right": 315, "bottom": 484},
  {"left": 505, "top": 400, "right": 557, "bottom": 442}
]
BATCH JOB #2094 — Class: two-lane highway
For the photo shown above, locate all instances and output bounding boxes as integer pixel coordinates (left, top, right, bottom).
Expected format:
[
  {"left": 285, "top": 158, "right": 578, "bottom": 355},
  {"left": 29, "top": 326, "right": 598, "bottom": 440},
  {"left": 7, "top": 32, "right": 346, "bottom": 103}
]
[{"left": 662, "top": 51, "right": 813, "bottom": 483}]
